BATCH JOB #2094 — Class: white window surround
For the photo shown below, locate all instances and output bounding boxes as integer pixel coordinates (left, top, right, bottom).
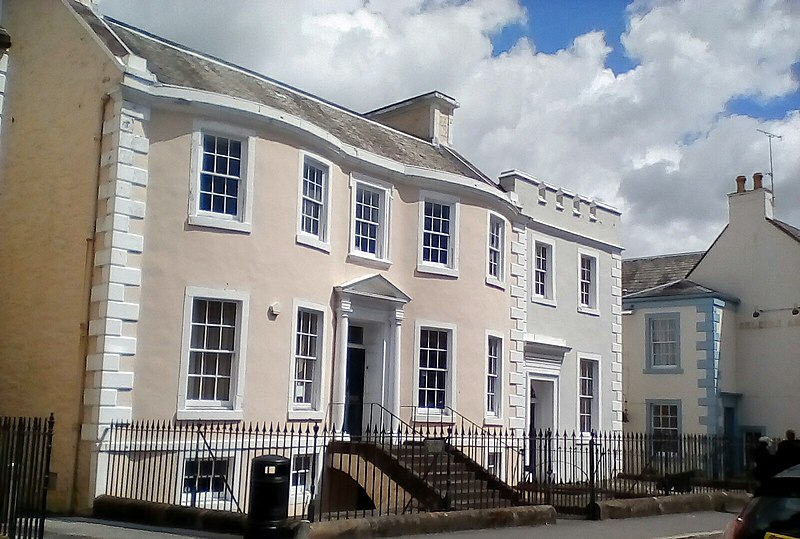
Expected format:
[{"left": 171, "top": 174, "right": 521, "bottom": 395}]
[
  {"left": 530, "top": 234, "right": 557, "bottom": 307},
  {"left": 347, "top": 174, "right": 392, "bottom": 269},
  {"left": 577, "top": 248, "right": 600, "bottom": 316},
  {"left": 188, "top": 120, "right": 255, "bottom": 233},
  {"left": 177, "top": 286, "right": 249, "bottom": 421},
  {"left": 485, "top": 212, "right": 506, "bottom": 289},
  {"left": 576, "top": 353, "right": 601, "bottom": 436},
  {"left": 295, "top": 152, "right": 333, "bottom": 253},
  {"left": 417, "top": 191, "right": 460, "bottom": 278},
  {"left": 484, "top": 331, "right": 504, "bottom": 426},
  {"left": 413, "top": 319, "right": 457, "bottom": 422},
  {"left": 287, "top": 299, "right": 328, "bottom": 421}
]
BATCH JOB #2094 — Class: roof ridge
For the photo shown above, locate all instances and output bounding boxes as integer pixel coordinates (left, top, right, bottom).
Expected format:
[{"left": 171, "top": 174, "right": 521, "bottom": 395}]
[{"left": 623, "top": 251, "right": 705, "bottom": 262}]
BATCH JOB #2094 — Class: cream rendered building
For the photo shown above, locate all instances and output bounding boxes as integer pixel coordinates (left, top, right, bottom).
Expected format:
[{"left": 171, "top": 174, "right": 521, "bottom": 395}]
[
  {"left": 0, "top": 0, "right": 621, "bottom": 512},
  {"left": 622, "top": 174, "right": 800, "bottom": 442}
]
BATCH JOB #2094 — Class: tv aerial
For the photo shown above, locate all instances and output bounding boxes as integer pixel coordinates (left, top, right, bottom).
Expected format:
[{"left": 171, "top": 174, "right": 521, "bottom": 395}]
[{"left": 756, "top": 128, "right": 782, "bottom": 197}]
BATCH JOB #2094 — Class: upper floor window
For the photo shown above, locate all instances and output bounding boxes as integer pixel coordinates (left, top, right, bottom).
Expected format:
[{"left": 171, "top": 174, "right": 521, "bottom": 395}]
[
  {"left": 296, "top": 154, "right": 331, "bottom": 251},
  {"left": 349, "top": 176, "right": 391, "bottom": 266},
  {"left": 578, "top": 253, "right": 598, "bottom": 313},
  {"left": 579, "top": 358, "right": 597, "bottom": 433},
  {"left": 533, "top": 241, "right": 555, "bottom": 303},
  {"left": 486, "top": 214, "right": 505, "bottom": 286},
  {"left": 646, "top": 314, "right": 682, "bottom": 372},
  {"left": 418, "top": 192, "right": 459, "bottom": 277},
  {"left": 189, "top": 122, "right": 254, "bottom": 233},
  {"left": 178, "top": 287, "right": 250, "bottom": 420},
  {"left": 200, "top": 134, "right": 241, "bottom": 217}
]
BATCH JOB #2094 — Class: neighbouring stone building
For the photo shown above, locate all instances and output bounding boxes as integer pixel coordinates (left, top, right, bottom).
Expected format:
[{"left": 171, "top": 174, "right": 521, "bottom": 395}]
[{"left": 622, "top": 173, "right": 800, "bottom": 443}]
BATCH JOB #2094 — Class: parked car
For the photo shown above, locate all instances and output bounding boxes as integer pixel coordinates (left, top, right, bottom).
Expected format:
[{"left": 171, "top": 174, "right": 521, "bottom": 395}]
[{"left": 723, "top": 464, "right": 800, "bottom": 538}]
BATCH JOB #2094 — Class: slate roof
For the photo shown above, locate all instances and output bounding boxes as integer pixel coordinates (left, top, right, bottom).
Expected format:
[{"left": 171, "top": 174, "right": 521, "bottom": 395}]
[
  {"left": 621, "top": 253, "right": 704, "bottom": 297},
  {"left": 69, "top": 1, "right": 497, "bottom": 187},
  {"left": 770, "top": 218, "right": 800, "bottom": 243},
  {"left": 624, "top": 278, "right": 738, "bottom": 303}
]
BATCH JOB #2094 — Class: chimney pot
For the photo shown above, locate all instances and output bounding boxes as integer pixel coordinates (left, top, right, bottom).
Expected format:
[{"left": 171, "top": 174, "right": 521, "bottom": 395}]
[
  {"left": 753, "top": 172, "right": 763, "bottom": 190},
  {"left": 735, "top": 175, "right": 747, "bottom": 193}
]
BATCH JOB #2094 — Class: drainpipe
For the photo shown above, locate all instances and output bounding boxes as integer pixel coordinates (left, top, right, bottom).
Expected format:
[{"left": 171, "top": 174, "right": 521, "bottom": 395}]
[{"left": 71, "top": 93, "right": 112, "bottom": 512}]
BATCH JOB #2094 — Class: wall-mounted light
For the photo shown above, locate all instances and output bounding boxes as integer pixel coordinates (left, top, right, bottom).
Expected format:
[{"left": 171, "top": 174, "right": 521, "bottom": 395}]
[{"left": 751, "top": 305, "right": 799, "bottom": 317}]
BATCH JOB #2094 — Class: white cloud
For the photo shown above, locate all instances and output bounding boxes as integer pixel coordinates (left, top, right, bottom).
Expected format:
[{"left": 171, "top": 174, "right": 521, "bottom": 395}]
[{"left": 99, "top": 0, "right": 800, "bottom": 257}]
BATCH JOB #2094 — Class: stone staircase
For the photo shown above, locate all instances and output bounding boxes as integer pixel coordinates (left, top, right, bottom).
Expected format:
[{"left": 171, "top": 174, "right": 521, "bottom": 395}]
[{"left": 385, "top": 439, "right": 520, "bottom": 511}]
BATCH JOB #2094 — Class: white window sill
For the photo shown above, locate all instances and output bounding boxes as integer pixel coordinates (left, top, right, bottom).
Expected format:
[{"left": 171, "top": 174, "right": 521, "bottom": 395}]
[
  {"left": 531, "top": 296, "right": 557, "bottom": 308},
  {"left": 177, "top": 408, "right": 243, "bottom": 421},
  {"left": 485, "top": 276, "right": 506, "bottom": 290},
  {"left": 180, "top": 498, "right": 236, "bottom": 511},
  {"left": 188, "top": 214, "right": 251, "bottom": 233},
  {"left": 483, "top": 416, "right": 504, "bottom": 427},
  {"left": 416, "top": 263, "right": 458, "bottom": 278},
  {"left": 643, "top": 367, "right": 684, "bottom": 375},
  {"left": 578, "top": 306, "right": 600, "bottom": 317},
  {"left": 289, "top": 491, "right": 312, "bottom": 504},
  {"left": 412, "top": 410, "right": 453, "bottom": 425},
  {"left": 347, "top": 252, "right": 391, "bottom": 270},
  {"left": 295, "top": 234, "right": 331, "bottom": 253},
  {"left": 288, "top": 409, "right": 325, "bottom": 421}
]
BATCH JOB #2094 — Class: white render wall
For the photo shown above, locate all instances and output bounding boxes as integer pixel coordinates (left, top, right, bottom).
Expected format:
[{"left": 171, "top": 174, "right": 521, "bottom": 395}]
[
  {"left": 688, "top": 187, "right": 800, "bottom": 435},
  {"left": 501, "top": 170, "right": 623, "bottom": 434}
]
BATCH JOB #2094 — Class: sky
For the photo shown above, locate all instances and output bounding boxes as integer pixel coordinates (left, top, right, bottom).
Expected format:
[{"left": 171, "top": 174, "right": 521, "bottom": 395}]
[{"left": 98, "top": 0, "right": 800, "bottom": 257}]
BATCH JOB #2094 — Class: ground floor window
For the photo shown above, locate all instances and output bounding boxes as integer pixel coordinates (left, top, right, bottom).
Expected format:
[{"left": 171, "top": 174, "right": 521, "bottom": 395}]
[
  {"left": 649, "top": 401, "right": 680, "bottom": 453},
  {"left": 291, "top": 454, "right": 314, "bottom": 499},
  {"left": 417, "top": 328, "right": 451, "bottom": 410},
  {"left": 182, "top": 457, "right": 230, "bottom": 505},
  {"left": 579, "top": 359, "right": 597, "bottom": 432}
]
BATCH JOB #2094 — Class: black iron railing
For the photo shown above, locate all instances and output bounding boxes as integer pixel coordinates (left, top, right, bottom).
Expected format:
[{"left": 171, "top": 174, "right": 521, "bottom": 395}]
[
  {"left": 0, "top": 415, "right": 55, "bottom": 539},
  {"left": 98, "top": 420, "right": 754, "bottom": 521}
]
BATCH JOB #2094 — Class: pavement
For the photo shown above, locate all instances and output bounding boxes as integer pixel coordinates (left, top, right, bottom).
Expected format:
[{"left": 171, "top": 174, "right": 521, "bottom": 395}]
[
  {"left": 44, "top": 517, "right": 240, "bottom": 539},
  {"left": 402, "top": 511, "right": 735, "bottom": 539},
  {"left": 45, "top": 511, "right": 736, "bottom": 539}
]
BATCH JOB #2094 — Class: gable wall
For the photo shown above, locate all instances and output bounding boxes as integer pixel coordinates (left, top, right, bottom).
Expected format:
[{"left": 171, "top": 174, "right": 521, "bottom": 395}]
[
  {"left": 689, "top": 213, "right": 800, "bottom": 435},
  {"left": 0, "top": 0, "right": 122, "bottom": 512}
]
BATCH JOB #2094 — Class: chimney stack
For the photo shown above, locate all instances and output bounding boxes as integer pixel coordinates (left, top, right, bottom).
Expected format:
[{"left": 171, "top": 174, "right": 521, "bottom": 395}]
[
  {"left": 753, "top": 172, "right": 763, "bottom": 190},
  {"left": 735, "top": 175, "right": 747, "bottom": 193}
]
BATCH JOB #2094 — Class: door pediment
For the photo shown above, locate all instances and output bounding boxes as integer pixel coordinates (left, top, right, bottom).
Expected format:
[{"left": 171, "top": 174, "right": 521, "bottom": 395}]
[{"left": 335, "top": 274, "right": 411, "bottom": 305}]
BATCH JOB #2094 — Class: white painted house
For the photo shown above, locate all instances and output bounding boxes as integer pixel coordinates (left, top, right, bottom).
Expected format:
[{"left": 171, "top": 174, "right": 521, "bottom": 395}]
[
  {"left": 622, "top": 173, "right": 800, "bottom": 441},
  {"left": 501, "top": 170, "right": 623, "bottom": 435}
]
